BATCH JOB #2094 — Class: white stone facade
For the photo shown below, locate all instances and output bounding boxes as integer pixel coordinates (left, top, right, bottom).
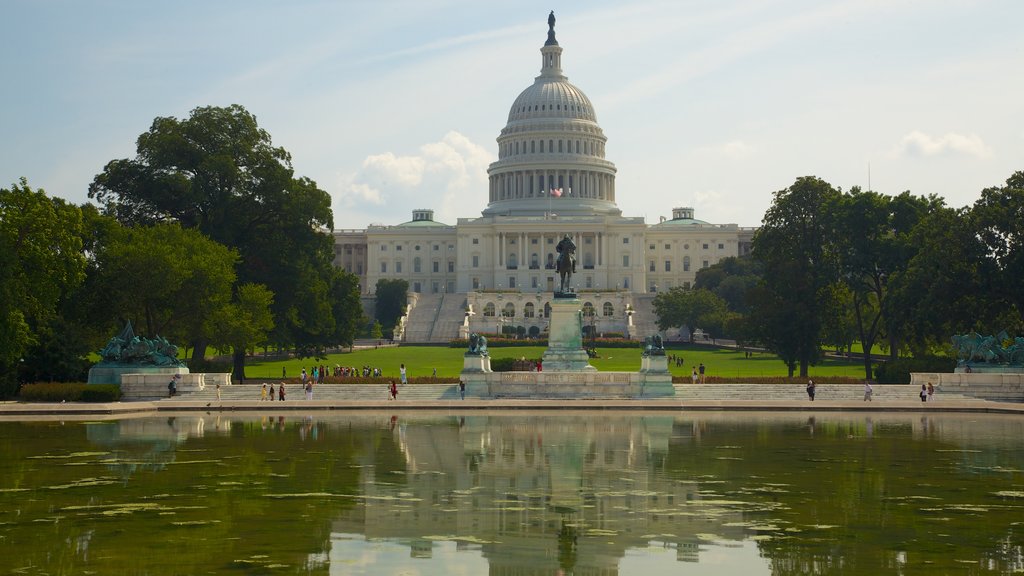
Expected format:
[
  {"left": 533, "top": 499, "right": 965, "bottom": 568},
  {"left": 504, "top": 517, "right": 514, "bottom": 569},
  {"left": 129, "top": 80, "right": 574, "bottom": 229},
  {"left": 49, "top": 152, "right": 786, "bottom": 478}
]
[{"left": 332, "top": 17, "right": 755, "bottom": 303}]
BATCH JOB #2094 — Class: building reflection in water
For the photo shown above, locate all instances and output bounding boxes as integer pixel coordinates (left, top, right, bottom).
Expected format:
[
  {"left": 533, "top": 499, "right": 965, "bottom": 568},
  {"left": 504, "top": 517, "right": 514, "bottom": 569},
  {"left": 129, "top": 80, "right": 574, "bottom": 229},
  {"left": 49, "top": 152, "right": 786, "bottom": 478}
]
[{"left": 329, "top": 414, "right": 744, "bottom": 575}]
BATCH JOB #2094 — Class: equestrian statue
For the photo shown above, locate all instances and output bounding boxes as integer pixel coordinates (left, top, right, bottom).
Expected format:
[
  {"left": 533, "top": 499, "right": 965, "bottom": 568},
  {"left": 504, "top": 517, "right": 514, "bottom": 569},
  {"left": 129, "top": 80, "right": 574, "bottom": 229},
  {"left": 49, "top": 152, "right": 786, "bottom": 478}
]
[{"left": 555, "top": 233, "right": 577, "bottom": 294}]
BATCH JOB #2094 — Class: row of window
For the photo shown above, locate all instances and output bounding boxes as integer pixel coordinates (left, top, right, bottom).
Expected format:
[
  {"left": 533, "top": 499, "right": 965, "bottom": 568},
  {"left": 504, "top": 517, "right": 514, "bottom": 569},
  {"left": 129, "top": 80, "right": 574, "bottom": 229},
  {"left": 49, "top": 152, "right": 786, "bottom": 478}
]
[
  {"left": 500, "top": 138, "right": 605, "bottom": 158},
  {"left": 649, "top": 242, "right": 726, "bottom": 250},
  {"left": 482, "top": 301, "right": 617, "bottom": 318},
  {"left": 648, "top": 257, "right": 711, "bottom": 272},
  {"left": 380, "top": 244, "right": 454, "bottom": 252},
  {"left": 379, "top": 260, "right": 455, "bottom": 274}
]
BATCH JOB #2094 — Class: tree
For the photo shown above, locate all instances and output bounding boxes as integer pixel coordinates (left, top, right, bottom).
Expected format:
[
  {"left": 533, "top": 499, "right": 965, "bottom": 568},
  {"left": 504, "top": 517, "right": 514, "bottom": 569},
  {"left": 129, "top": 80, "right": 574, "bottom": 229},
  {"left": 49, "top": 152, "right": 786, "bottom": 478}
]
[
  {"left": 374, "top": 279, "right": 409, "bottom": 336},
  {"left": 88, "top": 105, "right": 362, "bottom": 370},
  {"left": 695, "top": 256, "right": 762, "bottom": 314},
  {"left": 91, "top": 222, "right": 238, "bottom": 347},
  {"left": 653, "top": 287, "right": 728, "bottom": 341},
  {"left": 750, "top": 176, "right": 841, "bottom": 377},
  {"left": 830, "top": 189, "right": 938, "bottom": 378},
  {"left": 0, "top": 179, "right": 85, "bottom": 396},
  {"left": 213, "top": 283, "right": 275, "bottom": 379},
  {"left": 972, "top": 171, "right": 1024, "bottom": 330}
]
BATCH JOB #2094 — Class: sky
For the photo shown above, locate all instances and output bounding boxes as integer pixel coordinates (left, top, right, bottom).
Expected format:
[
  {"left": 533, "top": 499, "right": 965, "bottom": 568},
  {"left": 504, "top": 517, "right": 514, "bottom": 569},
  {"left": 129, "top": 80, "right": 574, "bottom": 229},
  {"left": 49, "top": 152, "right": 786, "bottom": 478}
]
[{"left": 2, "top": 0, "right": 1022, "bottom": 229}]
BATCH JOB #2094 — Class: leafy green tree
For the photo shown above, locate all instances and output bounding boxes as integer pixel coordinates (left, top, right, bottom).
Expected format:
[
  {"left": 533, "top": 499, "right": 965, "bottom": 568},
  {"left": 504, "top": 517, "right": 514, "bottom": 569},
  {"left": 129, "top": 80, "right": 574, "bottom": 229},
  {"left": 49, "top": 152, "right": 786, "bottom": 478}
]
[
  {"left": 695, "top": 256, "right": 762, "bottom": 314},
  {"left": 750, "top": 176, "right": 841, "bottom": 377},
  {"left": 88, "top": 105, "right": 362, "bottom": 369},
  {"left": 972, "top": 171, "right": 1024, "bottom": 330},
  {"left": 830, "top": 189, "right": 938, "bottom": 377},
  {"left": 653, "top": 287, "right": 728, "bottom": 341},
  {"left": 374, "top": 279, "right": 409, "bottom": 335},
  {"left": 886, "top": 205, "right": 997, "bottom": 354},
  {"left": 91, "top": 222, "right": 238, "bottom": 346},
  {"left": 0, "top": 179, "right": 86, "bottom": 396},
  {"left": 212, "top": 283, "right": 275, "bottom": 378}
]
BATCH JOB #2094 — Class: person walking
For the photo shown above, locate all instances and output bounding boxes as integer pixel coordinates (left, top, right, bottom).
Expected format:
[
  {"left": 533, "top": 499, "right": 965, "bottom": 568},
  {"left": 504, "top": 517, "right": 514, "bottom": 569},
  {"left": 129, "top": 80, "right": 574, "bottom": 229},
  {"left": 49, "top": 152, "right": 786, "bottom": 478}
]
[
  {"left": 399, "top": 363, "right": 408, "bottom": 385},
  {"left": 927, "top": 382, "right": 935, "bottom": 402},
  {"left": 806, "top": 380, "right": 816, "bottom": 401},
  {"left": 278, "top": 382, "right": 286, "bottom": 401},
  {"left": 269, "top": 383, "right": 275, "bottom": 401},
  {"left": 305, "top": 379, "right": 314, "bottom": 401},
  {"left": 863, "top": 381, "right": 873, "bottom": 402},
  {"left": 216, "top": 382, "right": 222, "bottom": 401},
  {"left": 919, "top": 384, "right": 928, "bottom": 402},
  {"left": 390, "top": 380, "right": 398, "bottom": 401},
  {"left": 698, "top": 363, "right": 706, "bottom": 384},
  {"left": 459, "top": 380, "right": 466, "bottom": 400},
  {"left": 260, "top": 383, "right": 268, "bottom": 401},
  {"left": 691, "top": 367, "right": 698, "bottom": 384}
]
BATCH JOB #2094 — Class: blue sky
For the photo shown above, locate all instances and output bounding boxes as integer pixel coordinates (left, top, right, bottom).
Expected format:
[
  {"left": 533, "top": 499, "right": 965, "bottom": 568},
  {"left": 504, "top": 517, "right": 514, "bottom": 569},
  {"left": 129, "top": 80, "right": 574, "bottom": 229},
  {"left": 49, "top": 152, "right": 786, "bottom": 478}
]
[{"left": 3, "top": 0, "right": 1022, "bottom": 229}]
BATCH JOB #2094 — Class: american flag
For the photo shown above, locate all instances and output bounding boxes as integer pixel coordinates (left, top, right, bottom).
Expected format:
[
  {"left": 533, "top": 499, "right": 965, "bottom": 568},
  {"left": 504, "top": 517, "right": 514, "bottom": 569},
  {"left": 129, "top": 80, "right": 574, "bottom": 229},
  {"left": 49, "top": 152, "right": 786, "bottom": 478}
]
[{"left": 551, "top": 188, "right": 562, "bottom": 197}]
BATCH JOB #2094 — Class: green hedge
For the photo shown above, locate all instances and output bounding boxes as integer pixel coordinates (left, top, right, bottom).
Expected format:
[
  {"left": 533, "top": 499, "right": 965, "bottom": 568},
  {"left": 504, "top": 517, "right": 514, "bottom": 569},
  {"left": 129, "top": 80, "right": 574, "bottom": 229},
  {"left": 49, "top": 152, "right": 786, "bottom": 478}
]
[
  {"left": 19, "top": 383, "right": 122, "bottom": 402},
  {"left": 873, "top": 356, "right": 955, "bottom": 384}
]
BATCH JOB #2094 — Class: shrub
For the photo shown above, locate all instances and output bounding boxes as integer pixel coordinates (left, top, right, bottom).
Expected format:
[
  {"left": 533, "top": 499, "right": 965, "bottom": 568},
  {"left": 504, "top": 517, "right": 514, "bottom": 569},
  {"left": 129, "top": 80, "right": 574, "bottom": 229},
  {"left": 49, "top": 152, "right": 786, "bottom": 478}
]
[
  {"left": 19, "top": 383, "right": 121, "bottom": 402},
  {"left": 873, "top": 356, "right": 955, "bottom": 384},
  {"left": 80, "top": 385, "right": 122, "bottom": 402},
  {"left": 673, "top": 376, "right": 865, "bottom": 384}
]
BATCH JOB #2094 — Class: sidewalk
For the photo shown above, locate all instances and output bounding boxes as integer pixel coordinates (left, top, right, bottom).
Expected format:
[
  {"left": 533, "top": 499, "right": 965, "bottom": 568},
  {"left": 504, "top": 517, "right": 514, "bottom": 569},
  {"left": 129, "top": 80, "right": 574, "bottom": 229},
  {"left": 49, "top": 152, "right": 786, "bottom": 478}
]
[{"left": 1, "top": 397, "right": 1021, "bottom": 417}]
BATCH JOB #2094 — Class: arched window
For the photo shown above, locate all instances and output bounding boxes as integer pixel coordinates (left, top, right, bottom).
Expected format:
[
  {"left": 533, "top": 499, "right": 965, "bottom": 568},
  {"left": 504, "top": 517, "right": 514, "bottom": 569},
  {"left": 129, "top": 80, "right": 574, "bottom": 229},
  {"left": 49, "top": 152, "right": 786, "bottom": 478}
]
[
  {"left": 507, "top": 253, "right": 518, "bottom": 269},
  {"left": 583, "top": 302, "right": 595, "bottom": 317},
  {"left": 603, "top": 302, "right": 614, "bottom": 317},
  {"left": 483, "top": 303, "right": 496, "bottom": 317},
  {"left": 543, "top": 302, "right": 552, "bottom": 318},
  {"left": 503, "top": 303, "right": 516, "bottom": 318},
  {"left": 531, "top": 253, "right": 539, "bottom": 269},
  {"left": 524, "top": 302, "right": 535, "bottom": 318}
]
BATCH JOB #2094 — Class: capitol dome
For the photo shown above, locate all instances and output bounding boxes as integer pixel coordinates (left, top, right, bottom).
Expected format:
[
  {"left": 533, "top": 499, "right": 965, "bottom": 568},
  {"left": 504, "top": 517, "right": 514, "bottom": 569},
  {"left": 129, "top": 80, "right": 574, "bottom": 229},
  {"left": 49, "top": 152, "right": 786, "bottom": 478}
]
[{"left": 482, "top": 13, "right": 619, "bottom": 217}]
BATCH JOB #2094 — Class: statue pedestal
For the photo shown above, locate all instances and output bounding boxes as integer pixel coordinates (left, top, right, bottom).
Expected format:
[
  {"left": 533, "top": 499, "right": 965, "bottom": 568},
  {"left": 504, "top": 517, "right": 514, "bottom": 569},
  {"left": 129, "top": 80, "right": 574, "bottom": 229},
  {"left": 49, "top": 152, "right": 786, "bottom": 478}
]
[
  {"left": 640, "top": 355, "right": 668, "bottom": 373},
  {"left": 542, "top": 296, "right": 596, "bottom": 372},
  {"left": 463, "top": 354, "right": 492, "bottom": 373}
]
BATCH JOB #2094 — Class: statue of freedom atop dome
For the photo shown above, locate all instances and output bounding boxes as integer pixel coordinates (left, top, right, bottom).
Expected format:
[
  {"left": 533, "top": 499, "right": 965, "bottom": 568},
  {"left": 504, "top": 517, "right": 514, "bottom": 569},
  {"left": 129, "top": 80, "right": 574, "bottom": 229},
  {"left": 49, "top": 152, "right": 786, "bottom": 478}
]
[{"left": 555, "top": 233, "right": 576, "bottom": 294}]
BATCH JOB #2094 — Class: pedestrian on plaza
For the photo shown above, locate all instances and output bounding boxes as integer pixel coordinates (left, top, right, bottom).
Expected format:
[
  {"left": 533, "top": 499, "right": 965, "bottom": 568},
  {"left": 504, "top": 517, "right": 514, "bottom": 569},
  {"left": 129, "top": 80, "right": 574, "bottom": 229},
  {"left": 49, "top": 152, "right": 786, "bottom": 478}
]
[
  {"left": 400, "top": 363, "right": 408, "bottom": 385},
  {"left": 390, "top": 380, "right": 398, "bottom": 400},
  {"left": 927, "top": 382, "right": 935, "bottom": 402},
  {"left": 691, "top": 367, "right": 698, "bottom": 384},
  {"left": 432, "top": 367, "right": 437, "bottom": 377},
  {"left": 269, "top": 383, "right": 275, "bottom": 401},
  {"left": 699, "top": 363, "right": 706, "bottom": 384},
  {"left": 919, "top": 384, "right": 928, "bottom": 402},
  {"left": 260, "top": 383, "right": 268, "bottom": 401},
  {"left": 301, "top": 368, "right": 307, "bottom": 385},
  {"left": 278, "top": 382, "right": 286, "bottom": 401},
  {"left": 216, "top": 382, "right": 221, "bottom": 401},
  {"left": 863, "top": 381, "right": 873, "bottom": 402},
  {"left": 305, "top": 379, "right": 314, "bottom": 401},
  {"left": 459, "top": 380, "right": 466, "bottom": 400},
  {"left": 806, "top": 380, "right": 816, "bottom": 401}
]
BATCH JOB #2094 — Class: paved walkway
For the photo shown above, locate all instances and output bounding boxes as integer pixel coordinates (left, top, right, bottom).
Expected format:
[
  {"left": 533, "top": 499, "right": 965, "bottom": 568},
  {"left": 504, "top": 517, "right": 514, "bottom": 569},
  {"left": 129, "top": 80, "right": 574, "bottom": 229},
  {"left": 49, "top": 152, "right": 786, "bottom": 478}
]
[{"left": 2, "top": 381, "right": 1024, "bottom": 412}]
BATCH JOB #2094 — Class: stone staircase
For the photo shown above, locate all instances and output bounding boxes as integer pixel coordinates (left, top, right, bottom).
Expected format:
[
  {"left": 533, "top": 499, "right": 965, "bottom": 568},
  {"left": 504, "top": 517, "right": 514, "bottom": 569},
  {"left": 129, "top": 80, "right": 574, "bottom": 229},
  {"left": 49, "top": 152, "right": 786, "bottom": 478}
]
[
  {"left": 403, "top": 293, "right": 443, "bottom": 343},
  {"left": 673, "top": 383, "right": 971, "bottom": 402},
  {"left": 629, "top": 294, "right": 660, "bottom": 340},
  {"left": 429, "top": 294, "right": 467, "bottom": 342},
  {"left": 173, "top": 382, "right": 970, "bottom": 403}
]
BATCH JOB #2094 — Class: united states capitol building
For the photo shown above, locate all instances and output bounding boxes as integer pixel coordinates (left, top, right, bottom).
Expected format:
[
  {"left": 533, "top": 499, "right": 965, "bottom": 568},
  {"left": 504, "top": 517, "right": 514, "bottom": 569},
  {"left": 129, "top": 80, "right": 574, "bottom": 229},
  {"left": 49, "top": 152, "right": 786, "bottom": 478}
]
[{"left": 333, "top": 15, "right": 755, "bottom": 342}]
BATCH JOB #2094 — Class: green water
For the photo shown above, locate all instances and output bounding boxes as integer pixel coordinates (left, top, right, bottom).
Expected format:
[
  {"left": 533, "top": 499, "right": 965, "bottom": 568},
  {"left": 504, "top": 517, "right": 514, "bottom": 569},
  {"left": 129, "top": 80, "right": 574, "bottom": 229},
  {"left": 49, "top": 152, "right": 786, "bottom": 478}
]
[{"left": 0, "top": 411, "right": 1022, "bottom": 575}]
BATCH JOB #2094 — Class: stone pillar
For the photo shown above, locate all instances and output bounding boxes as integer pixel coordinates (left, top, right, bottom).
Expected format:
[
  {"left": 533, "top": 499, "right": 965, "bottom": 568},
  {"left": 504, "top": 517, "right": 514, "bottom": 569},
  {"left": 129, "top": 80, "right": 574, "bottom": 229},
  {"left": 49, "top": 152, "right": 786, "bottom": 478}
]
[{"left": 541, "top": 297, "right": 596, "bottom": 371}]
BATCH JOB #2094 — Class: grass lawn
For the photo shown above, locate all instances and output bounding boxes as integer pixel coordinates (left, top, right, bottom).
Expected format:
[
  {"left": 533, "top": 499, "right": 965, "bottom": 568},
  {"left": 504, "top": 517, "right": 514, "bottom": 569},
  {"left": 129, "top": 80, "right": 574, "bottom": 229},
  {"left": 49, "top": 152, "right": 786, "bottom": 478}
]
[{"left": 239, "top": 344, "right": 868, "bottom": 380}]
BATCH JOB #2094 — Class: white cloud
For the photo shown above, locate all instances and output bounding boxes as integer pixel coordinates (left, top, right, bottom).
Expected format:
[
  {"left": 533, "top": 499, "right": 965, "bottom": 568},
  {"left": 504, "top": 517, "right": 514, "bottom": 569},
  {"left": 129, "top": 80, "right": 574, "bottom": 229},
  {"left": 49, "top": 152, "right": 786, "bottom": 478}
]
[
  {"left": 334, "top": 131, "right": 493, "bottom": 225},
  {"left": 695, "top": 140, "right": 755, "bottom": 160},
  {"left": 892, "top": 130, "right": 992, "bottom": 158}
]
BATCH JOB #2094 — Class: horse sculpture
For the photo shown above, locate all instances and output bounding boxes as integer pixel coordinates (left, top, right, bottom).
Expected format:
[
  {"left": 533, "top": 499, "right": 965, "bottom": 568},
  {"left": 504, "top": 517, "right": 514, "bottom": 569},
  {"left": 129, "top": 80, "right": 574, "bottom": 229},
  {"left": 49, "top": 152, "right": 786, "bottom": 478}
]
[{"left": 555, "top": 234, "right": 576, "bottom": 294}]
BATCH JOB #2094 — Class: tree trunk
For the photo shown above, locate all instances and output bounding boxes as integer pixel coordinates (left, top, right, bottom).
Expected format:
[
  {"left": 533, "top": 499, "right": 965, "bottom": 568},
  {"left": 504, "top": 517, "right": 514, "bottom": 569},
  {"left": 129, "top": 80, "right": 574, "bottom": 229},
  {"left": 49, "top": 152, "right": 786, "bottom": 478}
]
[
  {"left": 799, "top": 359, "right": 808, "bottom": 377},
  {"left": 190, "top": 339, "right": 208, "bottom": 371},
  {"left": 889, "top": 332, "right": 899, "bottom": 362},
  {"left": 233, "top": 348, "right": 247, "bottom": 382}
]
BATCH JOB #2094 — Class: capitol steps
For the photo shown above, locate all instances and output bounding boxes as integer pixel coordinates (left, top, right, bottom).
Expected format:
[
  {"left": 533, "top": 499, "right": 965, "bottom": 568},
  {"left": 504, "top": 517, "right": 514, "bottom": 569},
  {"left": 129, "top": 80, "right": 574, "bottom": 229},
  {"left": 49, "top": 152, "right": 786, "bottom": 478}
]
[
  {"left": 171, "top": 382, "right": 967, "bottom": 403},
  {"left": 402, "top": 293, "right": 444, "bottom": 343},
  {"left": 629, "top": 294, "right": 660, "bottom": 339}
]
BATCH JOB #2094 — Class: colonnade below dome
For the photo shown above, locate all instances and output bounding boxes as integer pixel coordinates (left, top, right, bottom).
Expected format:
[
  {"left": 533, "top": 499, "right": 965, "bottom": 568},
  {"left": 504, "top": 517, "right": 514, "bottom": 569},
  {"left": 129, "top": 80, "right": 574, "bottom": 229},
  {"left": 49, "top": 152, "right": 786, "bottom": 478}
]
[{"left": 489, "top": 168, "right": 615, "bottom": 203}]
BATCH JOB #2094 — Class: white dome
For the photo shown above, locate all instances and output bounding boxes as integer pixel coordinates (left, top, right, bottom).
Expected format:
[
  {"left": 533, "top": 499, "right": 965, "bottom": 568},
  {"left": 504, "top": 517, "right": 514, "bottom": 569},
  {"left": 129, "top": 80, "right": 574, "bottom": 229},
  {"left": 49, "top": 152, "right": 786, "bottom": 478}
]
[{"left": 507, "top": 80, "right": 597, "bottom": 124}]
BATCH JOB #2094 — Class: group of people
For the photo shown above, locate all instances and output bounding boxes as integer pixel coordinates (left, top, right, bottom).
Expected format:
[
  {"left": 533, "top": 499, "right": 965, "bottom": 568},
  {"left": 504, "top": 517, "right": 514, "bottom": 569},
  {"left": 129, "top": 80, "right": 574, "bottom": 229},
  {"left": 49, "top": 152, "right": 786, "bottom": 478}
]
[
  {"left": 920, "top": 382, "right": 936, "bottom": 402},
  {"left": 667, "top": 354, "right": 684, "bottom": 367},
  {"left": 260, "top": 382, "right": 287, "bottom": 401},
  {"left": 690, "top": 363, "right": 706, "bottom": 384}
]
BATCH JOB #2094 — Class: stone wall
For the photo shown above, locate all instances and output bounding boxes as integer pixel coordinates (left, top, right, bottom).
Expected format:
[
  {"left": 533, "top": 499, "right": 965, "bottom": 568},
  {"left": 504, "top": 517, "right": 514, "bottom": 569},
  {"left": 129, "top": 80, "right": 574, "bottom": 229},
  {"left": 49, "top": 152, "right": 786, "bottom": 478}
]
[{"left": 911, "top": 372, "right": 1024, "bottom": 402}]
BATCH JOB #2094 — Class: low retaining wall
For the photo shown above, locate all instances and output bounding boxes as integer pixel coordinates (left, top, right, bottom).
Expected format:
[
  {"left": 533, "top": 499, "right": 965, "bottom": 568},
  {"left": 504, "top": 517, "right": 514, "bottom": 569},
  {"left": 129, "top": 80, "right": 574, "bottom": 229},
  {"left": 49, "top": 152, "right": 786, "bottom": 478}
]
[
  {"left": 121, "top": 372, "right": 231, "bottom": 400},
  {"left": 462, "top": 371, "right": 674, "bottom": 399},
  {"left": 911, "top": 372, "right": 1024, "bottom": 402}
]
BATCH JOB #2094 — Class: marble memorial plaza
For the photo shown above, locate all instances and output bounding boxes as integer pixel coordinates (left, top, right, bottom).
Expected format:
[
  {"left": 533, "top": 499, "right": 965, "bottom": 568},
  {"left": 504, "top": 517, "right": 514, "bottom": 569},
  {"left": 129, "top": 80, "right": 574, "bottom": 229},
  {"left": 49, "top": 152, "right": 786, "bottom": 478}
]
[{"left": 332, "top": 16, "right": 755, "bottom": 341}]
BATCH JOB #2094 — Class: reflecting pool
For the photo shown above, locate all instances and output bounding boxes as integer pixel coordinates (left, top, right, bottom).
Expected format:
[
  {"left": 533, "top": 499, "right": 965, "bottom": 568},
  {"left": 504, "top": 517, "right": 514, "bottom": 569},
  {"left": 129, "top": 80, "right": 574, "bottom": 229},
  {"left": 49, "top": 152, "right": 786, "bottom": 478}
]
[{"left": 1, "top": 411, "right": 1023, "bottom": 574}]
